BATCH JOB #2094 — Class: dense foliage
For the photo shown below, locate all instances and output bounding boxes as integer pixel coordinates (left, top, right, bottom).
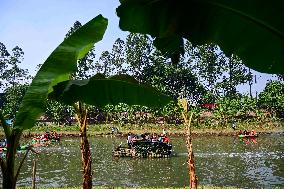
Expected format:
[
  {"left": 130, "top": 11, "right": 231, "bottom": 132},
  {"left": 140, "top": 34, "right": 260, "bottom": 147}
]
[
  {"left": 1, "top": 31, "right": 283, "bottom": 127},
  {"left": 258, "top": 81, "right": 284, "bottom": 118}
]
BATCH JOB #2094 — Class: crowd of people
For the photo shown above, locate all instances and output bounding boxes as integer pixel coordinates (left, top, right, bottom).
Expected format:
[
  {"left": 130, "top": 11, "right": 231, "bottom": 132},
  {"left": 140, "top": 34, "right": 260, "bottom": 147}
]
[
  {"left": 32, "top": 130, "right": 60, "bottom": 144},
  {"left": 238, "top": 130, "right": 257, "bottom": 136},
  {"left": 127, "top": 130, "right": 170, "bottom": 148}
]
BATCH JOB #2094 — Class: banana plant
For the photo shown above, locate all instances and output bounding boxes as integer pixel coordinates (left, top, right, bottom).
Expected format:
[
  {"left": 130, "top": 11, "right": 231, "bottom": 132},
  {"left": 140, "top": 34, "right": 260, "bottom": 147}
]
[
  {"left": 48, "top": 73, "right": 172, "bottom": 189},
  {"left": 0, "top": 15, "right": 108, "bottom": 189},
  {"left": 117, "top": 0, "right": 284, "bottom": 74}
]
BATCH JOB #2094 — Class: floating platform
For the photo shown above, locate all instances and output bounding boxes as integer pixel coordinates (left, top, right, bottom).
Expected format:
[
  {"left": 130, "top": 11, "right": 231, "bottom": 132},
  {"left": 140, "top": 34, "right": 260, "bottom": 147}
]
[
  {"left": 238, "top": 134, "right": 258, "bottom": 138},
  {"left": 113, "top": 141, "right": 172, "bottom": 158}
]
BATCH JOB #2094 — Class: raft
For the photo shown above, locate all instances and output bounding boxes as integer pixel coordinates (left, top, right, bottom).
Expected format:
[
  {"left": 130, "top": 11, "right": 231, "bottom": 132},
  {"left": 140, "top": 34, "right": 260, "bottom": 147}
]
[
  {"left": 113, "top": 141, "right": 172, "bottom": 158},
  {"left": 238, "top": 134, "right": 258, "bottom": 138}
]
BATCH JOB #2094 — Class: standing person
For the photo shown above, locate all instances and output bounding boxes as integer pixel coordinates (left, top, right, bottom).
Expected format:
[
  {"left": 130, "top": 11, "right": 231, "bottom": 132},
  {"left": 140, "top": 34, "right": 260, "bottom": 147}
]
[{"left": 127, "top": 132, "right": 133, "bottom": 148}]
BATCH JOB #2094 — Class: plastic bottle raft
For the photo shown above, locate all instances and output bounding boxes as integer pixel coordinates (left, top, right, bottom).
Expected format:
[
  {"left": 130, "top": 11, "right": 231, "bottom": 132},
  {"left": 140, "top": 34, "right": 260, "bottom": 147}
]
[{"left": 113, "top": 141, "right": 172, "bottom": 158}]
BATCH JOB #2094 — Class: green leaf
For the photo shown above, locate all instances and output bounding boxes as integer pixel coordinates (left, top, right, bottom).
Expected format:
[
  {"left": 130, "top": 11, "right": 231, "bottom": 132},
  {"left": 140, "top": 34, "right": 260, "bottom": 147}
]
[
  {"left": 14, "top": 15, "right": 108, "bottom": 130},
  {"left": 117, "top": 0, "right": 284, "bottom": 74},
  {"left": 48, "top": 74, "right": 172, "bottom": 108}
]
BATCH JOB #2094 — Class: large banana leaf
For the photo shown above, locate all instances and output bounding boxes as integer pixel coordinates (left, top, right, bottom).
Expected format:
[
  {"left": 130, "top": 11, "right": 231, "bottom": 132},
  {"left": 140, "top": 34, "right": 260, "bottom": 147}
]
[
  {"left": 117, "top": 0, "right": 284, "bottom": 74},
  {"left": 14, "top": 15, "right": 108, "bottom": 130},
  {"left": 48, "top": 74, "right": 172, "bottom": 108}
]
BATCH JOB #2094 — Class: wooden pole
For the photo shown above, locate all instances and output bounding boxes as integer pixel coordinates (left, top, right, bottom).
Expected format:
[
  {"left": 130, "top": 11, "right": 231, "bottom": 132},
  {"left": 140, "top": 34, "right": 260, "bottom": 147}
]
[{"left": 32, "top": 159, "right": 36, "bottom": 189}]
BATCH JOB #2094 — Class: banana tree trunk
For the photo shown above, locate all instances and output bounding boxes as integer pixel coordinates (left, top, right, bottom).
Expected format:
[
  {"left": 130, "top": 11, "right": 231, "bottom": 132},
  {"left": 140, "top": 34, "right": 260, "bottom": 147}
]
[
  {"left": 179, "top": 99, "right": 198, "bottom": 189},
  {"left": 1, "top": 130, "right": 22, "bottom": 189},
  {"left": 186, "top": 123, "right": 198, "bottom": 189},
  {"left": 75, "top": 102, "right": 92, "bottom": 189}
]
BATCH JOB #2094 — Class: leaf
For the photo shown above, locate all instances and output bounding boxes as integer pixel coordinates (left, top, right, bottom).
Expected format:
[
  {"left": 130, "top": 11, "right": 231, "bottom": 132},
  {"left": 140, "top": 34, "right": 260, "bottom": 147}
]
[
  {"left": 48, "top": 74, "right": 172, "bottom": 108},
  {"left": 14, "top": 15, "right": 108, "bottom": 130},
  {"left": 117, "top": 0, "right": 284, "bottom": 74}
]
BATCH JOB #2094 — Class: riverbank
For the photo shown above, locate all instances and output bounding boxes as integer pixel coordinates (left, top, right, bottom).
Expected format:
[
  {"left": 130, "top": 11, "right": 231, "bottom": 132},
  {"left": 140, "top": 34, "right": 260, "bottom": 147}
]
[
  {"left": 1, "top": 122, "right": 283, "bottom": 138},
  {"left": 17, "top": 187, "right": 243, "bottom": 189}
]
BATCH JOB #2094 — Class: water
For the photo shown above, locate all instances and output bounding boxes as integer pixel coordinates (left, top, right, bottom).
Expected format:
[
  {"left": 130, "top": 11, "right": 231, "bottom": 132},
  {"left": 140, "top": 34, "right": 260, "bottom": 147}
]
[{"left": 1, "top": 134, "right": 284, "bottom": 188}]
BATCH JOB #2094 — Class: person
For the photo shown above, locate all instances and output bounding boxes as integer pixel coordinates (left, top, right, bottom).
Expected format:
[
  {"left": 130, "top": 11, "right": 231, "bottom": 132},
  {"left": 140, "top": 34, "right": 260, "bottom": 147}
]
[
  {"left": 151, "top": 133, "right": 158, "bottom": 142},
  {"left": 127, "top": 132, "right": 133, "bottom": 148},
  {"left": 163, "top": 135, "right": 170, "bottom": 144},
  {"left": 162, "top": 128, "right": 167, "bottom": 135},
  {"left": 158, "top": 134, "right": 165, "bottom": 143}
]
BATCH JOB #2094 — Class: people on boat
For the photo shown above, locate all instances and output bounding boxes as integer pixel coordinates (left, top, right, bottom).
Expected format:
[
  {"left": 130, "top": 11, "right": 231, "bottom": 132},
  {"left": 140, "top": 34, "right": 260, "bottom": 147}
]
[
  {"left": 163, "top": 135, "right": 170, "bottom": 144},
  {"left": 127, "top": 131, "right": 171, "bottom": 146},
  {"left": 151, "top": 133, "right": 158, "bottom": 142},
  {"left": 238, "top": 130, "right": 257, "bottom": 136},
  {"left": 127, "top": 132, "right": 134, "bottom": 148}
]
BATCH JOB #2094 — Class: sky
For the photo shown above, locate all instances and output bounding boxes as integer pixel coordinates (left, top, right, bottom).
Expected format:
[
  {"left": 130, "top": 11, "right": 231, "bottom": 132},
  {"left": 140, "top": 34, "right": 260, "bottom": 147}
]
[{"left": 0, "top": 0, "right": 277, "bottom": 96}]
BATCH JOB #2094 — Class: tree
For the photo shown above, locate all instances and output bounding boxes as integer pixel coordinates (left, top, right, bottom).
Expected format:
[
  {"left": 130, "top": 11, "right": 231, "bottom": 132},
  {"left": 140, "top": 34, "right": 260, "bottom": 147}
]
[
  {"left": 0, "top": 42, "right": 10, "bottom": 89},
  {"left": 0, "top": 15, "right": 108, "bottom": 189},
  {"left": 1, "top": 46, "right": 30, "bottom": 87},
  {"left": 191, "top": 43, "right": 226, "bottom": 96},
  {"left": 258, "top": 80, "right": 284, "bottom": 118},
  {"left": 217, "top": 55, "right": 253, "bottom": 97},
  {"left": 96, "top": 38, "right": 127, "bottom": 76},
  {"left": 2, "top": 84, "right": 29, "bottom": 120},
  {"left": 125, "top": 33, "right": 153, "bottom": 81}
]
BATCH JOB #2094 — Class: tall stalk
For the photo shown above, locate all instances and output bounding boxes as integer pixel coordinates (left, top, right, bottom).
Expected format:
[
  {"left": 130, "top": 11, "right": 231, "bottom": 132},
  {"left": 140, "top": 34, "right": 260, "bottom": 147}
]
[
  {"left": 180, "top": 99, "right": 198, "bottom": 189},
  {"left": 74, "top": 102, "right": 92, "bottom": 189}
]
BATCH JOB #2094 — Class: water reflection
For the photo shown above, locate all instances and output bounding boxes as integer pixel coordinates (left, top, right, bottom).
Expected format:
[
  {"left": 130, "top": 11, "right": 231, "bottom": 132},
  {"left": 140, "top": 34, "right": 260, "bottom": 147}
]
[{"left": 0, "top": 135, "right": 283, "bottom": 188}]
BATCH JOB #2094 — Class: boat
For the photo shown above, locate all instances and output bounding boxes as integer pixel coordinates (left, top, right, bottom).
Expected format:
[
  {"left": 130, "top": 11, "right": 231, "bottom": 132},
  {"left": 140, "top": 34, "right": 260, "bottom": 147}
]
[
  {"left": 238, "top": 130, "right": 258, "bottom": 138},
  {"left": 113, "top": 140, "right": 172, "bottom": 158},
  {"left": 238, "top": 134, "right": 258, "bottom": 138},
  {"left": 31, "top": 131, "right": 60, "bottom": 145}
]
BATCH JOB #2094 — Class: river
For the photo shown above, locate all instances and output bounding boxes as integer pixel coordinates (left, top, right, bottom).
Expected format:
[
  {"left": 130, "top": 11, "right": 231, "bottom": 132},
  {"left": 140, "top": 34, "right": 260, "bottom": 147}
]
[{"left": 2, "top": 134, "right": 284, "bottom": 188}]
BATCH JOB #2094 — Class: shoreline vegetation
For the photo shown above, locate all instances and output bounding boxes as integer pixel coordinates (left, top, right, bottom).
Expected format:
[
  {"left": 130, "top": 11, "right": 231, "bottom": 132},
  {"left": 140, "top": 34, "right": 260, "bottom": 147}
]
[
  {"left": 1, "top": 121, "right": 283, "bottom": 138},
  {"left": 16, "top": 187, "right": 246, "bottom": 189}
]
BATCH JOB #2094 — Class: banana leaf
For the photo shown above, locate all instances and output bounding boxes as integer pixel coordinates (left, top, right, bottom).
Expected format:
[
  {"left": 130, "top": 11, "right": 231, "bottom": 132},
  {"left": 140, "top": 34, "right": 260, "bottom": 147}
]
[
  {"left": 48, "top": 74, "right": 172, "bottom": 108},
  {"left": 117, "top": 0, "right": 284, "bottom": 74},
  {"left": 14, "top": 15, "right": 108, "bottom": 130}
]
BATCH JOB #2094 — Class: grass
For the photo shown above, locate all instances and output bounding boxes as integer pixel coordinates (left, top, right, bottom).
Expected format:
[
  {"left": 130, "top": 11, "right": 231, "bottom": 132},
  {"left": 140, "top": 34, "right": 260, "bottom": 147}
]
[
  {"left": 17, "top": 187, "right": 242, "bottom": 189},
  {"left": 1, "top": 120, "right": 283, "bottom": 138}
]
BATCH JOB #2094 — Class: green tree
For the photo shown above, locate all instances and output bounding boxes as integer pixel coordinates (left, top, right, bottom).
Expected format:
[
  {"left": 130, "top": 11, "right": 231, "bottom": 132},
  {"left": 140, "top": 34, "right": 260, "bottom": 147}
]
[
  {"left": 2, "top": 84, "right": 29, "bottom": 120},
  {"left": 0, "top": 43, "right": 31, "bottom": 121},
  {"left": 258, "top": 80, "right": 284, "bottom": 117},
  {"left": 0, "top": 15, "right": 108, "bottom": 189},
  {"left": 0, "top": 42, "right": 10, "bottom": 89},
  {"left": 142, "top": 50, "right": 205, "bottom": 102},
  {"left": 96, "top": 38, "right": 127, "bottom": 76},
  {"left": 191, "top": 43, "right": 226, "bottom": 96},
  {"left": 2, "top": 46, "right": 30, "bottom": 87},
  {"left": 217, "top": 55, "right": 253, "bottom": 96},
  {"left": 125, "top": 33, "right": 153, "bottom": 81}
]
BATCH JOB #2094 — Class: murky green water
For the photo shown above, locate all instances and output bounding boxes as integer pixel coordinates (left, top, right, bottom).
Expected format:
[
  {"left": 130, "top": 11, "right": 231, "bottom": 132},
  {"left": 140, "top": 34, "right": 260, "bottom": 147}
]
[{"left": 2, "top": 134, "right": 284, "bottom": 188}]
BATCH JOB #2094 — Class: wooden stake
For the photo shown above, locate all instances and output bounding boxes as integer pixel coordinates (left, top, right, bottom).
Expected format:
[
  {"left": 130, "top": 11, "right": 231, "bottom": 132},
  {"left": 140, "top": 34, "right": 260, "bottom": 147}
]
[{"left": 32, "top": 159, "right": 36, "bottom": 189}]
